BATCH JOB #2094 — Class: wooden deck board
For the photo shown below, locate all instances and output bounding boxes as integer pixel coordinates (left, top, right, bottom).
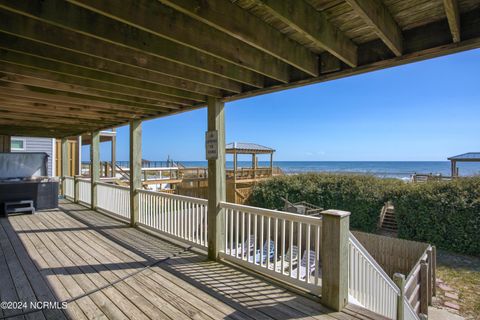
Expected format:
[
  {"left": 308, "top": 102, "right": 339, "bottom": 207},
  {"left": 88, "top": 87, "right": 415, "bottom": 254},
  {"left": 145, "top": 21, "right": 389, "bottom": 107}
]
[{"left": 0, "top": 200, "right": 377, "bottom": 320}]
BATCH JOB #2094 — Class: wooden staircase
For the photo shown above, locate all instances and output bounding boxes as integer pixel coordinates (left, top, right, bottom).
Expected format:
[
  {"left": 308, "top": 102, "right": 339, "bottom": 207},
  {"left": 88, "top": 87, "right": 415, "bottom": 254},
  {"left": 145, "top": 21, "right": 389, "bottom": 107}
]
[{"left": 378, "top": 203, "right": 398, "bottom": 235}]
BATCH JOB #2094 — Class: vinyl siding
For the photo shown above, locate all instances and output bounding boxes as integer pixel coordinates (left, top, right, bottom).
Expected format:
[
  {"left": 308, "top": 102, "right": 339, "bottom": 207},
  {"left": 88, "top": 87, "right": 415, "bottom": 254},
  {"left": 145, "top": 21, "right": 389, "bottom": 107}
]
[{"left": 11, "top": 137, "right": 54, "bottom": 176}]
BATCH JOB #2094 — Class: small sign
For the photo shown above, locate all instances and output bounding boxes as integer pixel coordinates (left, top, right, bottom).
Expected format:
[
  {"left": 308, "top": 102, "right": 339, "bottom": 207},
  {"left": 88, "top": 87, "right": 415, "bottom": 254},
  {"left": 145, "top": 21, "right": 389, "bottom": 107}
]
[{"left": 205, "top": 130, "right": 218, "bottom": 160}]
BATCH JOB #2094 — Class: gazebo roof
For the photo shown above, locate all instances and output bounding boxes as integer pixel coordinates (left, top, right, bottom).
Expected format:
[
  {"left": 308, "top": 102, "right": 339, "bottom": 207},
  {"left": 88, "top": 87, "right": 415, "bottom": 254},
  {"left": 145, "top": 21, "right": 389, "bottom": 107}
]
[
  {"left": 448, "top": 152, "right": 480, "bottom": 161},
  {"left": 226, "top": 142, "right": 275, "bottom": 154}
]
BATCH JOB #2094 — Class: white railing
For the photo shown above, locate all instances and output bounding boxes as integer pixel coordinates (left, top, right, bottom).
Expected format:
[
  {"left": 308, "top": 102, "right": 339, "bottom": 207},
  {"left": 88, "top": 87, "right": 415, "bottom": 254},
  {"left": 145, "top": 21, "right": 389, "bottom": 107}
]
[
  {"left": 404, "top": 296, "right": 420, "bottom": 320},
  {"left": 77, "top": 179, "right": 91, "bottom": 205},
  {"left": 97, "top": 182, "right": 130, "bottom": 220},
  {"left": 219, "top": 202, "right": 322, "bottom": 295},
  {"left": 64, "top": 176, "right": 75, "bottom": 200},
  {"left": 348, "top": 233, "right": 399, "bottom": 319},
  {"left": 138, "top": 189, "right": 208, "bottom": 249}
]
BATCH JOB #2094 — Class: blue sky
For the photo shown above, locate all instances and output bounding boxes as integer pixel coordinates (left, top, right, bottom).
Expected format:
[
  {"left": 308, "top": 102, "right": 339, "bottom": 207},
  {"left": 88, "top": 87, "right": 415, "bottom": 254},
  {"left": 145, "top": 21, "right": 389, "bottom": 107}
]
[{"left": 89, "top": 48, "right": 480, "bottom": 162}]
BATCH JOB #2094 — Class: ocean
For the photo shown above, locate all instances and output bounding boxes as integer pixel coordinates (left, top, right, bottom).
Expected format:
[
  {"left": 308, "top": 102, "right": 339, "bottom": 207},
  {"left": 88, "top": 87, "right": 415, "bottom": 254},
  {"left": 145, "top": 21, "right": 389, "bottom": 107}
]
[{"left": 179, "top": 161, "right": 480, "bottom": 180}]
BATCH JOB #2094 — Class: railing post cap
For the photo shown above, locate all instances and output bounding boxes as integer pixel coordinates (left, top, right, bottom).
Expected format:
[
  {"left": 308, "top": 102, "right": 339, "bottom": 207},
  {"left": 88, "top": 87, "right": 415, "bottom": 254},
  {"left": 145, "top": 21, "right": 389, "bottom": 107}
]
[{"left": 321, "top": 209, "right": 351, "bottom": 218}]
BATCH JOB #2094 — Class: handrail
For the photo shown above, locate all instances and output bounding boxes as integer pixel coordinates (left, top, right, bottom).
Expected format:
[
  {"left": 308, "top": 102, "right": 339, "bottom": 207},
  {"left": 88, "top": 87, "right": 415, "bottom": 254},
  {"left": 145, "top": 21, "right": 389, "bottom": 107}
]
[
  {"left": 96, "top": 181, "right": 130, "bottom": 191},
  {"left": 349, "top": 233, "right": 400, "bottom": 293},
  {"left": 219, "top": 201, "right": 323, "bottom": 225},
  {"left": 138, "top": 188, "right": 208, "bottom": 205},
  {"left": 348, "top": 232, "right": 399, "bottom": 318}
]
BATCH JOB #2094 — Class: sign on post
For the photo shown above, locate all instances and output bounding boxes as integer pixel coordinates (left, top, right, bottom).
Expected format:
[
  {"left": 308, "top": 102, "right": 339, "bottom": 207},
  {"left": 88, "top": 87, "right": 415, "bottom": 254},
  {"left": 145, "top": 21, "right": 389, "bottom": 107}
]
[{"left": 205, "top": 130, "right": 218, "bottom": 160}]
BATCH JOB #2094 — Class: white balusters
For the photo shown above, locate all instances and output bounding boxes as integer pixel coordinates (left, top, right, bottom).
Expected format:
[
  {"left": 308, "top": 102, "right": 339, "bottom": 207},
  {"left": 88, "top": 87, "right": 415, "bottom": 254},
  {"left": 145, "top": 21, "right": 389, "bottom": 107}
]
[
  {"left": 77, "top": 179, "right": 91, "bottom": 205},
  {"left": 137, "top": 189, "right": 208, "bottom": 249},
  {"left": 219, "top": 202, "right": 323, "bottom": 295},
  {"left": 96, "top": 182, "right": 130, "bottom": 220},
  {"left": 348, "top": 233, "right": 400, "bottom": 319},
  {"left": 64, "top": 177, "right": 74, "bottom": 200}
]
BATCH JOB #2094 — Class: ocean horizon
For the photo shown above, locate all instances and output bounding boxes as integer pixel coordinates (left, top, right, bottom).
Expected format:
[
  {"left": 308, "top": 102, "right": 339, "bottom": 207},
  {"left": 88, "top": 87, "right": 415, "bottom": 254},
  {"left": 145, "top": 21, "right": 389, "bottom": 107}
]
[
  {"left": 97, "top": 160, "right": 480, "bottom": 180},
  {"left": 177, "top": 161, "right": 480, "bottom": 180}
]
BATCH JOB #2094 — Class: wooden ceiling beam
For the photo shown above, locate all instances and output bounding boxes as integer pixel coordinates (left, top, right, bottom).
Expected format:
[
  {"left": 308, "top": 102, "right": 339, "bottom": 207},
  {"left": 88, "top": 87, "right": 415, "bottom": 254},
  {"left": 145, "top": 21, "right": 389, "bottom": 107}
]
[
  {"left": 0, "top": 80, "right": 181, "bottom": 113},
  {"left": 253, "top": 0, "right": 357, "bottom": 67},
  {"left": 0, "top": 87, "right": 168, "bottom": 117},
  {"left": 0, "top": 46, "right": 210, "bottom": 103},
  {"left": 135, "top": 0, "right": 318, "bottom": 77},
  {"left": 0, "top": 96, "right": 154, "bottom": 119},
  {"left": 0, "top": 100, "right": 139, "bottom": 122},
  {"left": 345, "top": 0, "right": 403, "bottom": 56},
  {"left": 0, "top": 33, "right": 235, "bottom": 97},
  {"left": 0, "top": 33, "right": 242, "bottom": 97},
  {"left": 0, "top": 126, "right": 81, "bottom": 138},
  {"left": 0, "top": 62, "right": 202, "bottom": 107},
  {"left": 0, "top": 72, "right": 194, "bottom": 108},
  {"left": 0, "top": 2, "right": 265, "bottom": 88},
  {"left": 69, "top": 0, "right": 292, "bottom": 82},
  {"left": 0, "top": 117, "right": 105, "bottom": 131},
  {"left": 0, "top": 110, "right": 118, "bottom": 127},
  {"left": 443, "top": 0, "right": 461, "bottom": 43}
]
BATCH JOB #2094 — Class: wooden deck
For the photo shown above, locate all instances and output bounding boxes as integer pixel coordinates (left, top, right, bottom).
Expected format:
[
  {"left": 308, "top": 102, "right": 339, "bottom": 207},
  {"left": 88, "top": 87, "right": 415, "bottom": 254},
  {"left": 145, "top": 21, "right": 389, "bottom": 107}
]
[{"left": 0, "top": 200, "right": 380, "bottom": 320}]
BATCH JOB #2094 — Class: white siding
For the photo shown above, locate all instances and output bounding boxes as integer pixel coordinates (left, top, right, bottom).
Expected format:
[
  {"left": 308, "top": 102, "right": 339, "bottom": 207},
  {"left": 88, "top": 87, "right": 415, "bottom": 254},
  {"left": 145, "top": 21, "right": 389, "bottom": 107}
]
[{"left": 11, "top": 137, "right": 54, "bottom": 176}]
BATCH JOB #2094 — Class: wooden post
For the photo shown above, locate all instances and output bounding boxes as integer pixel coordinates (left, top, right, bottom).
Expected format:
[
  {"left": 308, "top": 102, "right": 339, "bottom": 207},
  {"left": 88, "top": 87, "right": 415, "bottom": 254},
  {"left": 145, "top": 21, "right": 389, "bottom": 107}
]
[
  {"left": 76, "top": 135, "right": 82, "bottom": 176},
  {"left": 0, "top": 135, "right": 11, "bottom": 152},
  {"left": 432, "top": 246, "right": 437, "bottom": 296},
  {"left": 207, "top": 97, "right": 226, "bottom": 260},
  {"left": 270, "top": 152, "right": 273, "bottom": 176},
  {"left": 393, "top": 273, "right": 406, "bottom": 320},
  {"left": 129, "top": 119, "right": 142, "bottom": 227},
  {"left": 74, "top": 175, "right": 80, "bottom": 203},
  {"left": 61, "top": 137, "right": 69, "bottom": 196},
  {"left": 90, "top": 131, "right": 100, "bottom": 209},
  {"left": 427, "top": 248, "right": 433, "bottom": 305},
  {"left": 321, "top": 209, "right": 350, "bottom": 311},
  {"left": 111, "top": 131, "right": 116, "bottom": 177},
  {"left": 420, "top": 260, "right": 429, "bottom": 315},
  {"left": 450, "top": 160, "right": 457, "bottom": 177}
]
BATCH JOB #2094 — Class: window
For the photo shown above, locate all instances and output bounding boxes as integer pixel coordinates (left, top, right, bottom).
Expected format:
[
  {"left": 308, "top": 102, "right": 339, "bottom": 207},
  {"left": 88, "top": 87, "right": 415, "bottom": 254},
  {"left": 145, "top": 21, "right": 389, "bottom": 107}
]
[{"left": 11, "top": 138, "right": 26, "bottom": 151}]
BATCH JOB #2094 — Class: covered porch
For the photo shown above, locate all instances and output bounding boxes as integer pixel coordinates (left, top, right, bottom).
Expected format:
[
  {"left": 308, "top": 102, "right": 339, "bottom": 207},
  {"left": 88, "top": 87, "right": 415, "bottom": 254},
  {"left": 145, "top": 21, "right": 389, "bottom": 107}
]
[{"left": 0, "top": 0, "right": 468, "bottom": 318}]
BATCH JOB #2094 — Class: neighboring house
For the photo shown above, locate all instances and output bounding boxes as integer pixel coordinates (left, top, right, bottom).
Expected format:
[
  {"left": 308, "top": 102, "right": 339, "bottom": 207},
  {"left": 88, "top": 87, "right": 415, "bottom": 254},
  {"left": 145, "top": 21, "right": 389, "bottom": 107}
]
[
  {"left": 10, "top": 137, "right": 56, "bottom": 177},
  {"left": 9, "top": 131, "right": 116, "bottom": 178}
]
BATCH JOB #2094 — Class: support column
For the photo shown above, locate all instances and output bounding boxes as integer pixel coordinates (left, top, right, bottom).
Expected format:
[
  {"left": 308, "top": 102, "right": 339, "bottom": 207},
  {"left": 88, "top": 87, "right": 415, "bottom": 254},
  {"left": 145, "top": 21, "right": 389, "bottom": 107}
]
[
  {"left": 450, "top": 160, "right": 457, "bottom": 177},
  {"left": 61, "top": 137, "right": 69, "bottom": 196},
  {"left": 74, "top": 176, "right": 80, "bottom": 203},
  {"left": 129, "top": 120, "right": 142, "bottom": 227},
  {"left": 394, "top": 273, "right": 406, "bottom": 320},
  {"left": 207, "top": 97, "right": 226, "bottom": 260},
  {"left": 76, "top": 135, "right": 82, "bottom": 176},
  {"left": 111, "top": 131, "right": 117, "bottom": 177},
  {"left": 0, "top": 135, "right": 11, "bottom": 152},
  {"left": 90, "top": 131, "right": 100, "bottom": 209},
  {"left": 270, "top": 153, "right": 273, "bottom": 175},
  {"left": 321, "top": 209, "right": 350, "bottom": 311}
]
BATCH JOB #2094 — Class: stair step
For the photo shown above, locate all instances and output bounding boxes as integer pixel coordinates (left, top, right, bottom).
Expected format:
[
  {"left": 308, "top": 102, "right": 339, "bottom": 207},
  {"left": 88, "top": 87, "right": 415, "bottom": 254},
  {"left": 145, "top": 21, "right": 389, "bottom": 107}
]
[{"left": 382, "top": 221, "right": 398, "bottom": 227}]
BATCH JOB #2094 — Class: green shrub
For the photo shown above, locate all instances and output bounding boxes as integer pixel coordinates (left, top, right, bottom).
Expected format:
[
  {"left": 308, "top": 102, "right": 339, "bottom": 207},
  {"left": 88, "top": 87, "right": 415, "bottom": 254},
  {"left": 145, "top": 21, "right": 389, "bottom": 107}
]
[
  {"left": 248, "top": 173, "right": 402, "bottom": 233},
  {"left": 393, "top": 178, "right": 480, "bottom": 255},
  {"left": 248, "top": 173, "right": 480, "bottom": 255}
]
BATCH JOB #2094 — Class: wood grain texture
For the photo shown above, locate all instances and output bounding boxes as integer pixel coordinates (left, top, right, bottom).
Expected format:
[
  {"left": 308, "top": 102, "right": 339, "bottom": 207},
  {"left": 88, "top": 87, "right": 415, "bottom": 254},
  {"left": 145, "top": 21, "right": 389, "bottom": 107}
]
[
  {"left": 443, "top": 0, "right": 461, "bottom": 42},
  {"left": 345, "top": 0, "right": 403, "bottom": 56},
  {"left": 0, "top": 200, "right": 383, "bottom": 319}
]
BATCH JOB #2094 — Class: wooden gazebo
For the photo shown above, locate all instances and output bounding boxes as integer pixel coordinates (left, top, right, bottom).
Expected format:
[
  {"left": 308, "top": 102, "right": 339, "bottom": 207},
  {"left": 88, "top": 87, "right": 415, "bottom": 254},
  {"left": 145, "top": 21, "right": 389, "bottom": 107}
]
[
  {"left": 226, "top": 142, "right": 276, "bottom": 180},
  {"left": 448, "top": 152, "right": 480, "bottom": 177}
]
